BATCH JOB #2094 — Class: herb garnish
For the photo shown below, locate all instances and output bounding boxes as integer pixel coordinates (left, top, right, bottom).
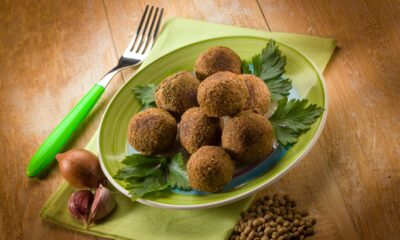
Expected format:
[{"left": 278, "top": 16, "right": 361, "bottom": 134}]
[
  {"left": 242, "top": 40, "right": 323, "bottom": 146},
  {"left": 270, "top": 97, "right": 324, "bottom": 146},
  {"left": 167, "top": 153, "right": 192, "bottom": 190},
  {"left": 132, "top": 84, "right": 157, "bottom": 109},
  {"left": 242, "top": 40, "right": 292, "bottom": 101},
  {"left": 114, "top": 153, "right": 191, "bottom": 200}
]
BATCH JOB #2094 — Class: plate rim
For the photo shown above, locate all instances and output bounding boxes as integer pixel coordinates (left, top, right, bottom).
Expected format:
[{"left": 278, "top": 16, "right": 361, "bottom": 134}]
[{"left": 97, "top": 35, "right": 329, "bottom": 210}]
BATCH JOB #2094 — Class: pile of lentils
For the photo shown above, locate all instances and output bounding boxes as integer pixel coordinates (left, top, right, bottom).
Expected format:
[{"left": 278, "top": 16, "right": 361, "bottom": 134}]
[{"left": 230, "top": 195, "right": 316, "bottom": 240}]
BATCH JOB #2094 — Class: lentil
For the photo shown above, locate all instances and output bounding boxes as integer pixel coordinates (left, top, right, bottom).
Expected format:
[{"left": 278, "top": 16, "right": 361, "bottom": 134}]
[
  {"left": 248, "top": 230, "right": 255, "bottom": 239},
  {"left": 230, "top": 195, "right": 317, "bottom": 240},
  {"left": 256, "top": 232, "right": 264, "bottom": 237}
]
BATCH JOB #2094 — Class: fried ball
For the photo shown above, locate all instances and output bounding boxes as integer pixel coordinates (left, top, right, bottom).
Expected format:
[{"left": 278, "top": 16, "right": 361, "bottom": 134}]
[
  {"left": 179, "top": 107, "right": 223, "bottom": 154},
  {"left": 127, "top": 108, "right": 177, "bottom": 155},
  {"left": 154, "top": 71, "right": 199, "bottom": 118},
  {"left": 239, "top": 74, "right": 271, "bottom": 115},
  {"left": 187, "top": 146, "right": 235, "bottom": 192},
  {"left": 222, "top": 111, "right": 274, "bottom": 164},
  {"left": 197, "top": 72, "right": 249, "bottom": 117},
  {"left": 194, "top": 46, "right": 242, "bottom": 81}
]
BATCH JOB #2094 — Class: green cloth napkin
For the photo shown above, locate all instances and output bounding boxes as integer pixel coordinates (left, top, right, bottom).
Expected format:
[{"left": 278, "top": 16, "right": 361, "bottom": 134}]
[{"left": 40, "top": 17, "right": 336, "bottom": 240}]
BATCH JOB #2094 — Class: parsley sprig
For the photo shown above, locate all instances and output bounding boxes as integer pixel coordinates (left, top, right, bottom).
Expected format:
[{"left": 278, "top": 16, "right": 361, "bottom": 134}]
[
  {"left": 242, "top": 39, "right": 323, "bottom": 146},
  {"left": 242, "top": 40, "right": 292, "bottom": 101},
  {"left": 132, "top": 84, "right": 157, "bottom": 109},
  {"left": 270, "top": 98, "right": 324, "bottom": 146},
  {"left": 114, "top": 153, "right": 191, "bottom": 200}
]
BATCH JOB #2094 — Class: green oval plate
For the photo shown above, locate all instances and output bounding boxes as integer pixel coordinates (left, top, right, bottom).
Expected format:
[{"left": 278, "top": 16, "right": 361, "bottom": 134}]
[{"left": 98, "top": 36, "right": 328, "bottom": 210}]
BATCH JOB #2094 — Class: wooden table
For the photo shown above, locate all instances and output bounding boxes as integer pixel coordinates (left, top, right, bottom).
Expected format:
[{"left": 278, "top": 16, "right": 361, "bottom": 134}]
[{"left": 1, "top": 0, "right": 399, "bottom": 239}]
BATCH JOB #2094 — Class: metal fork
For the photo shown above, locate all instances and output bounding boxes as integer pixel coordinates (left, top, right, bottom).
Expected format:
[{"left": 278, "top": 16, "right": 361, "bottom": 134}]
[{"left": 26, "top": 6, "right": 164, "bottom": 178}]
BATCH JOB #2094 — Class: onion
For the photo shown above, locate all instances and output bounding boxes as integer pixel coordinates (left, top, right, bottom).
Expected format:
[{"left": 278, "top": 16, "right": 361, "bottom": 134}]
[{"left": 56, "top": 149, "right": 105, "bottom": 189}]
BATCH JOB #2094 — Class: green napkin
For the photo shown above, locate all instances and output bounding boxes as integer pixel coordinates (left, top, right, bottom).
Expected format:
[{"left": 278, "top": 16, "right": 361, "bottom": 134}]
[
  {"left": 40, "top": 17, "right": 336, "bottom": 240},
  {"left": 142, "top": 18, "right": 336, "bottom": 71}
]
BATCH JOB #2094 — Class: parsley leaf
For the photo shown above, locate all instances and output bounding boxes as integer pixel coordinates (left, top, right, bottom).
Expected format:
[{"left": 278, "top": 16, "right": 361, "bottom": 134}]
[
  {"left": 116, "top": 153, "right": 192, "bottom": 200},
  {"left": 126, "top": 168, "right": 169, "bottom": 198},
  {"left": 242, "top": 60, "right": 252, "bottom": 74},
  {"left": 114, "top": 154, "right": 166, "bottom": 179},
  {"left": 125, "top": 178, "right": 145, "bottom": 188},
  {"left": 264, "top": 76, "right": 292, "bottom": 101},
  {"left": 241, "top": 40, "right": 292, "bottom": 101},
  {"left": 114, "top": 164, "right": 159, "bottom": 179},
  {"left": 121, "top": 154, "right": 167, "bottom": 166},
  {"left": 271, "top": 125, "right": 298, "bottom": 146},
  {"left": 167, "top": 153, "right": 191, "bottom": 190},
  {"left": 257, "top": 40, "right": 286, "bottom": 80},
  {"left": 132, "top": 84, "right": 157, "bottom": 109},
  {"left": 270, "top": 97, "right": 324, "bottom": 146}
]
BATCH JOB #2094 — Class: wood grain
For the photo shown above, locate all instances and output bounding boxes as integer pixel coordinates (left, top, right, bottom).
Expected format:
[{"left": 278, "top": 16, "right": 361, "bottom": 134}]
[
  {"left": 257, "top": 0, "right": 400, "bottom": 239},
  {"left": 0, "top": 0, "right": 399, "bottom": 239},
  {"left": 103, "top": 0, "right": 268, "bottom": 80},
  {"left": 0, "top": 0, "right": 123, "bottom": 239},
  {"left": 0, "top": 1, "right": 267, "bottom": 239}
]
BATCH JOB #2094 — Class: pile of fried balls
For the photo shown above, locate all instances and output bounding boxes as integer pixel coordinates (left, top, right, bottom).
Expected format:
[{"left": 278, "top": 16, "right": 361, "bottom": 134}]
[{"left": 127, "top": 46, "right": 275, "bottom": 192}]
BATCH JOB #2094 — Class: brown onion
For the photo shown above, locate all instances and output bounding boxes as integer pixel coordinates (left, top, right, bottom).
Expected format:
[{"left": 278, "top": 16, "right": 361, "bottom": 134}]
[{"left": 56, "top": 149, "right": 105, "bottom": 189}]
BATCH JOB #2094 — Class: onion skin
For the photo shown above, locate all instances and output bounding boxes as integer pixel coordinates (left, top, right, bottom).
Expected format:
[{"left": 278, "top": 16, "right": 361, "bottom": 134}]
[
  {"left": 68, "top": 190, "right": 93, "bottom": 226},
  {"left": 89, "top": 185, "right": 116, "bottom": 223},
  {"left": 56, "top": 149, "right": 105, "bottom": 189}
]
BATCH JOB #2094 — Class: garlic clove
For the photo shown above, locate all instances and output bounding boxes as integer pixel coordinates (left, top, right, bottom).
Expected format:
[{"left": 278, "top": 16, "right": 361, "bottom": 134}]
[
  {"left": 68, "top": 190, "right": 94, "bottom": 226},
  {"left": 56, "top": 149, "right": 106, "bottom": 189},
  {"left": 89, "top": 185, "right": 116, "bottom": 223}
]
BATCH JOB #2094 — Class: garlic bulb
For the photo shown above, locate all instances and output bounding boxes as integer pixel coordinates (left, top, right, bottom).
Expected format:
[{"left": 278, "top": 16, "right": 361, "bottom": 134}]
[
  {"left": 56, "top": 149, "right": 105, "bottom": 189},
  {"left": 89, "top": 185, "right": 116, "bottom": 223},
  {"left": 68, "top": 190, "right": 93, "bottom": 226}
]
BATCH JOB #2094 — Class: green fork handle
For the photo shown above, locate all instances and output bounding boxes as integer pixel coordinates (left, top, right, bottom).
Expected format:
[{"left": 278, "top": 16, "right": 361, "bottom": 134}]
[{"left": 26, "top": 84, "right": 105, "bottom": 177}]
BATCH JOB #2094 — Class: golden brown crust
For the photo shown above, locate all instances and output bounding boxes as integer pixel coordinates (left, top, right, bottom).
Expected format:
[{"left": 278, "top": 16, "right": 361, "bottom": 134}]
[
  {"left": 222, "top": 111, "right": 274, "bottom": 164},
  {"left": 239, "top": 74, "right": 271, "bottom": 115},
  {"left": 154, "top": 71, "right": 200, "bottom": 118},
  {"left": 197, "top": 72, "right": 249, "bottom": 117},
  {"left": 194, "top": 46, "right": 242, "bottom": 81},
  {"left": 179, "top": 107, "right": 222, "bottom": 154},
  {"left": 127, "top": 108, "right": 177, "bottom": 155},
  {"left": 187, "top": 146, "right": 235, "bottom": 192}
]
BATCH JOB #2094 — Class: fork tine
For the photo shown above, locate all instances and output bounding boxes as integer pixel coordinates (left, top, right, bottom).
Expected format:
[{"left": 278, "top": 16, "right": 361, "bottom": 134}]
[
  {"left": 153, "top": 8, "right": 164, "bottom": 40},
  {"left": 124, "top": 5, "right": 149, "bottom": 54},
  {"left": 132, "top": 6, "right": 154, "bottom": 53},
  {"left": 139, "top": 7, "right": 159, "bottom": 54},
  {"left": 143, "top": 8, "right": 164, "bottom": 56}
]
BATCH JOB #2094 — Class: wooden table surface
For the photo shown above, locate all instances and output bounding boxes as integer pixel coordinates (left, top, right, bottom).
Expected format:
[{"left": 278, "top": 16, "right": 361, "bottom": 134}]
[{"left": 1, "top": 0, "right": 399, "bottom": 239}]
